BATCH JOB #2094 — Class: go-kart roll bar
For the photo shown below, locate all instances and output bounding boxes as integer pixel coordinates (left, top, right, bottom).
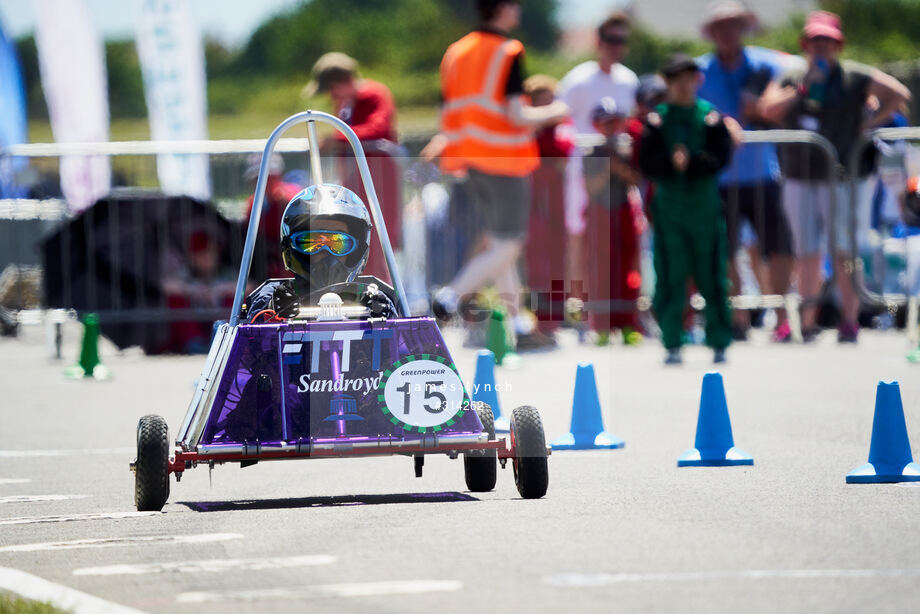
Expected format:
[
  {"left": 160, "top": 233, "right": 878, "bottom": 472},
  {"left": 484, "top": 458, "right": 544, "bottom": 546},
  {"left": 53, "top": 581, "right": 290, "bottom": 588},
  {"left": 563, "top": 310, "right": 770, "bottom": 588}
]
[{"left": 229, "top": 110, "right": 411, "bottom": 326}]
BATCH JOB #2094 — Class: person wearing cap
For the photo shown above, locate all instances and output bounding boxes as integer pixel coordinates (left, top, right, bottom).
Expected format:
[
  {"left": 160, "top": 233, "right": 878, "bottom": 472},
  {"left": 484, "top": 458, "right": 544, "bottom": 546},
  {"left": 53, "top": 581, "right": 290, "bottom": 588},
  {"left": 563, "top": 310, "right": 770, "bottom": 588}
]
[
  {"left": 760, "top": 10, "right": 911, "bottom": 343},
  {"left": 523, "top": 74, "right": 576, "bottom": 348},
  {"left": 696, "top": 0, "right": 796, "bottom": 343},
  {"left": 639, "top": 54, "right": 735, "bottom": 365},
  {"left": 558, "top": 12, "right": 639, "bottom": 306},
  {"left": 305, "top": 51, "right": 401, "bottom": 284},
  {"left": 431, "top": 0, "right": 570, "bottom": 350},
  {"left": 581, "top": 96, "right": 644, "bottom": 346},
  {"left": 243, "top": 153, "right": 303, "bottom": 281}
]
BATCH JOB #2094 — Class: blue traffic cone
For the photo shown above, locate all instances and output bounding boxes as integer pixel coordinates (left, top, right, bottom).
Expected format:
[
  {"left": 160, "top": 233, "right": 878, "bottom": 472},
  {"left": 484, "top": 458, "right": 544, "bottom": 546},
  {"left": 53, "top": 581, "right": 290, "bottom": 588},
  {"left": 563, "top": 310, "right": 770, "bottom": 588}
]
[
  {"left": 678, "top": 372, "right": 752, "bottom": 467},
  {"left": 551, "top": 363, "right": 624, "bottom": 450},
  {"left": 846, "top": 381, "right": 920, "bottom": 483},
  {"left": 472, "top": 350, "right": 509, "bottom": 432}
]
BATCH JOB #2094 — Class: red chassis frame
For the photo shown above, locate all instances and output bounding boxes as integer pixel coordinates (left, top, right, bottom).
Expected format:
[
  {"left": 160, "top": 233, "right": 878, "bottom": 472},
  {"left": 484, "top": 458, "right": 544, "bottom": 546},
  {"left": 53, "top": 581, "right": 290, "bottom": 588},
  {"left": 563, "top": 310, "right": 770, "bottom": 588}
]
[{"left": 167, "top": 438, "right": 525, "bottom": 476}]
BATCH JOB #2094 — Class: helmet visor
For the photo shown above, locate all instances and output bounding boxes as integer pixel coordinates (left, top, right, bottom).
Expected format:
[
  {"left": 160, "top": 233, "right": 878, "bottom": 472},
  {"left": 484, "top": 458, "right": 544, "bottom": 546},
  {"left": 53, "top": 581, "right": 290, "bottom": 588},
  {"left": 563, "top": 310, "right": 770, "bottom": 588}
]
[{"left": 290, "top": 230, "right": 358, "bottom": 257}]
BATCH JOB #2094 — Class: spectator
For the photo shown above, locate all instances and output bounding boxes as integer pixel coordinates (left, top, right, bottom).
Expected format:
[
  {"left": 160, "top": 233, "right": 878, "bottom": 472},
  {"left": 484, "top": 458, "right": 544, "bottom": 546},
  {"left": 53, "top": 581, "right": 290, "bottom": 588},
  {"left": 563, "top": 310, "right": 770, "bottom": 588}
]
[
  {"left": 697, "top": 1, "right": 796, "bottom": 342},
  {"left": 639, "top": 54, "right": 734, "bottom": 365},
  {"left": 162, "top": 230, "right": 236, "bottom": 354},
  {"left": 903, "top": 178, "right": 920, "bottom": 362},
  {"left": 431, "top": 0, "right": 569, "bottom": 350},
  {"left": 558, "top": 12, "right": 638, "bottom": 310},
  {"left": 306, "top": 52, "right": 402, "bottom": 283},
  {"left": 627, "top": 74, "right": 667, "bottom": 212},
  {"left": 582, "top": 97, "right": 644, "bottom": 345},
  {"left": 523, "top": 74, "right": 575, "bottom": 347},
  {"left": 760, "top": 10, "right": 911, "bottom": 343},
  {"left": 243, "top": 153, "right": 302, "bottom": 281}
]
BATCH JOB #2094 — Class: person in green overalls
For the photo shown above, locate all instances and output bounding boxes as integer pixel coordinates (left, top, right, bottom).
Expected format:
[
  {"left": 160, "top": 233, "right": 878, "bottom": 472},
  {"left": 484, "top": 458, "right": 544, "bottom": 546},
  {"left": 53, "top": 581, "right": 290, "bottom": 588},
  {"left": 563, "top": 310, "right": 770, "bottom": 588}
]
[{"left": 639, "top": 54, "right": 734, "bottom": 365}]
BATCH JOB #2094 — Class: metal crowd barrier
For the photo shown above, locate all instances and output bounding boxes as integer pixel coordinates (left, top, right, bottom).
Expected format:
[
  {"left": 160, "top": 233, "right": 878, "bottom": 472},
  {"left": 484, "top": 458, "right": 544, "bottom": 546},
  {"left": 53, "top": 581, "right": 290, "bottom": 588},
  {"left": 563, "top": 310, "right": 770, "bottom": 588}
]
[
  {"left": 2, "top": 126, "right": 914, "bottom": 351},
  {"left": 510, "top": 129, "right": 843, "bottom": 341},
  {"left": 846, "top": 127, "right": 920, "bottom": 342},
  {"left": 0, "top": 138, "right": 377, "bottom": 353},
  {"left": 847, "top": 127, "right": 920, "bottom": 305}
]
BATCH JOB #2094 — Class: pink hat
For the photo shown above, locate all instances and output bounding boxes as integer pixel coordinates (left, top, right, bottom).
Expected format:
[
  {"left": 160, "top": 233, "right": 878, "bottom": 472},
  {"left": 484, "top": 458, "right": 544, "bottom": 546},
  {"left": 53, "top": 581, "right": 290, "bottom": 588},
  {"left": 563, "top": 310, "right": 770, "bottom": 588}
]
[{"left": 802, "top": 10, "right": 844, "bottom": 43}]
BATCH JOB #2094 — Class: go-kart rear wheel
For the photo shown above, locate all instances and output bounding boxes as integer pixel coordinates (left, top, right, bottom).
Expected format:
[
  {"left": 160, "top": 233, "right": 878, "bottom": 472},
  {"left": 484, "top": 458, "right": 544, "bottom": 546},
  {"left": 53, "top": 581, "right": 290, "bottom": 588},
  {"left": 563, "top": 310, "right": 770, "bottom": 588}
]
[
  {"left": 510, "top": 406, "right": 548, "bottom": 499},
  {"left": 464, "top": 401, "right": 497, "bottom": 492},
  {"left": 134, "top": 414, "right": 170, "bottom": 511}
]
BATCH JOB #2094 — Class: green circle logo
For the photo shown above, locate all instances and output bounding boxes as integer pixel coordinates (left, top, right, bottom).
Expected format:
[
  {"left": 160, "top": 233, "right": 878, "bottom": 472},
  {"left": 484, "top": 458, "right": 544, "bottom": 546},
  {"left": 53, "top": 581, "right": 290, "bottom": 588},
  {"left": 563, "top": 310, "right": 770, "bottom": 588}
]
[{"left": 377, "top": 354, "right": 470, "bottom": 434}]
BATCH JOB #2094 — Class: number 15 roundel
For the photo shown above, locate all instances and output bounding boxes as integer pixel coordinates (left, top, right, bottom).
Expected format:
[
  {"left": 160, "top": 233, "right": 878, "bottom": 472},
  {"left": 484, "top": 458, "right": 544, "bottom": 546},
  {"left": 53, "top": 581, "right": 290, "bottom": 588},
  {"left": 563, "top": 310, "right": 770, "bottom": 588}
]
[{"left": 378, "top": 355, "right": 470, "bottom": 433}]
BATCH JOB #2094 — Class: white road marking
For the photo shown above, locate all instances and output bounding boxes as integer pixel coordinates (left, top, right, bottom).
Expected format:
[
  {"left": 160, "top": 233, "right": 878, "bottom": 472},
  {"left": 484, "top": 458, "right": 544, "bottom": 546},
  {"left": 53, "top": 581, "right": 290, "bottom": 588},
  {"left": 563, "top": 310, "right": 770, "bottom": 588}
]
[
  {"left": 0, "top": 447, "right": 135, "bottom": 457},
  {"left": 0, "top": 566, "right": 145, "bottom": 614},
  {"left": 0, "top": 511, "right": 161, "bottom": 526},
  {"left": 0, "top": 495, "right": 88, "bottom": 504},
  {"left": 74, "top": 555, "right": 336, "bottom": 576},
  {"left": 0, "top": 478, "right": 30, "bottom": 485},
  {"left": 0, "top": 533, "right": 243, "bottom": 553},
  {"left": 544, "top": 569, "right": 920, "bottom": 587},
  {"left": 176, "top": 580, "right": 463, "bottom": 602}
]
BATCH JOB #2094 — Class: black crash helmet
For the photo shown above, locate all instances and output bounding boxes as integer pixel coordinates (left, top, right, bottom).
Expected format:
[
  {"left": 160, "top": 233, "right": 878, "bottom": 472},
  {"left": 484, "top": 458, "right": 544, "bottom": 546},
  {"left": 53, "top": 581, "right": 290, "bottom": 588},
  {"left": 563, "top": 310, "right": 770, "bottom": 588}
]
[{"left": 280, "top": 184, "right": 372, "bottom": 293}]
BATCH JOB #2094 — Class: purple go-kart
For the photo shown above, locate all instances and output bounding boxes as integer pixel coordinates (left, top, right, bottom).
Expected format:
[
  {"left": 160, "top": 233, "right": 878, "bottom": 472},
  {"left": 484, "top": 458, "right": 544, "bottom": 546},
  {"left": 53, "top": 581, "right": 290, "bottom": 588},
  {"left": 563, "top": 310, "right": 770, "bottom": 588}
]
[{"left": 130, "top": 111, "right": 549, "bottom": 511}]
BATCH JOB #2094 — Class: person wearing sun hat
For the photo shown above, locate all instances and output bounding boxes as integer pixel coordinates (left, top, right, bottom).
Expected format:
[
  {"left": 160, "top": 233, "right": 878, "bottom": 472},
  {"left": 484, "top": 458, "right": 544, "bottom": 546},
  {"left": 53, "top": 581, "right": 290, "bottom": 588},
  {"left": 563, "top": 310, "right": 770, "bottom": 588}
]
[
  {"left": 696, "top": 1, "right": 796, "bottom": 344},
  {"left": 760, "top": 10, "right": 911, "bottom": 344}
]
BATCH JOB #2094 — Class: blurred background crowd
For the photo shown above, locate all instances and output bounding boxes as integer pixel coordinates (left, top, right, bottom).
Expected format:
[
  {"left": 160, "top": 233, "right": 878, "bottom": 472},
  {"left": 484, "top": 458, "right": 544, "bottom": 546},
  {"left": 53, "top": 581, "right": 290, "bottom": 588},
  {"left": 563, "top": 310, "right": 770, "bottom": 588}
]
[{"left": 1, "top": 0, "right": 919, "bottom": 359}]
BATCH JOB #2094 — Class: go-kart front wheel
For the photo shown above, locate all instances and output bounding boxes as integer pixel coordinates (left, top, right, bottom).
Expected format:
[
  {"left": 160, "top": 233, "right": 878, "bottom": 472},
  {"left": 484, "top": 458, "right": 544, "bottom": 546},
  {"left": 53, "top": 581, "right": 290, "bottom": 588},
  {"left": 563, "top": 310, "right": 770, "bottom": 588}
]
[
  {"left": 134, "top": 414, "right": 170, "bottom": 511},
  {"left": 510, "top": 406, "right": 548, "bottom": 499},
  {"left": 464, "top": 402, "right": 497, "bottom": 492}
]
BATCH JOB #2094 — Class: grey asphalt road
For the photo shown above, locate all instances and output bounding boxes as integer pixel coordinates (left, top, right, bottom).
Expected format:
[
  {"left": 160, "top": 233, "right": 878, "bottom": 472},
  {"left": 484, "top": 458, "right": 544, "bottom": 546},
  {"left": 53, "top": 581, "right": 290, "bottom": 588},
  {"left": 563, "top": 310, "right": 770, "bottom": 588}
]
[{"left": 1, "top": 320, "right": 920, "bottom": 613}]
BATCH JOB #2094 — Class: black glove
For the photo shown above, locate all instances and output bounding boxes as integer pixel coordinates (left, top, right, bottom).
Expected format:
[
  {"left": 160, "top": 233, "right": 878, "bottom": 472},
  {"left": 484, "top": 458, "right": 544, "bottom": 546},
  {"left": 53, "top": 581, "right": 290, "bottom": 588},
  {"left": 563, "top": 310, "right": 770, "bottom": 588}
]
[
  {"left": 360, "top": 283, "right": 396, "bottom": 319},
  {"left": 245, "top": 280, "right": 300, "bottom": 322}
]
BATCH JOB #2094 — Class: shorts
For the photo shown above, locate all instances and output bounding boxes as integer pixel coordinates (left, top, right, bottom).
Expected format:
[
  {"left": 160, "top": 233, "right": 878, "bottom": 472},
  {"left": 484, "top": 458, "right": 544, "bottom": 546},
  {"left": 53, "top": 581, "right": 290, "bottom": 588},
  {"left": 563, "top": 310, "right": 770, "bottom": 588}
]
[
  {"left": 782, "top": 178, "right": 872, "bottom": 256},
  {"left": 466, "top": 168, "right": 531, "bottom": 240},
  {"left": 721, "top": 180, "right": 793, "bottom": 258}
]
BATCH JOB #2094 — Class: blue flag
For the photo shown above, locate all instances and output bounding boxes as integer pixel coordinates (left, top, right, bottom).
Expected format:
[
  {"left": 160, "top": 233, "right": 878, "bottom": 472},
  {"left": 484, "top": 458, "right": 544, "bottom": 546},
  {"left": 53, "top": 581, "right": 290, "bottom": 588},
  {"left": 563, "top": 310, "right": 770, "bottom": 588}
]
[{"left": 0, "top": 19, "right": 28, "bottom": 197}]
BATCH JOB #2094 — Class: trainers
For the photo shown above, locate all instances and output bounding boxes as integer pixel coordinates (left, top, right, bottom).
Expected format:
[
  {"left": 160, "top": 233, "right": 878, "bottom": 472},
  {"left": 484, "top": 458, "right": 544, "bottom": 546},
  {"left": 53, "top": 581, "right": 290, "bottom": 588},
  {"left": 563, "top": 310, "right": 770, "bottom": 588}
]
[
  {"left": 730, "top": 323, "right": 749, "bottom": 341},
  {"left": 622, "top": 327, "right": 643, "bottom": 346},
  {"left": 713, "top": 348, "right": 727, "bottom": 364},
  {"left": 772, "top": 320, "right": 792, "bottom": 343},
  {"left": 837, "top": 322, "right": 859, "bottom": 344},
  {"left": 516, "top": 329, "right": 557, "bottom": 352},
  {"left": 664, "top": 348, "right": 682, "bottom": 365},
  {"left": 802, "top": 326, "right": 822, "bottom": 343},
  {"left": 431, "top": 287, "right": 458, "bottom": 322}
]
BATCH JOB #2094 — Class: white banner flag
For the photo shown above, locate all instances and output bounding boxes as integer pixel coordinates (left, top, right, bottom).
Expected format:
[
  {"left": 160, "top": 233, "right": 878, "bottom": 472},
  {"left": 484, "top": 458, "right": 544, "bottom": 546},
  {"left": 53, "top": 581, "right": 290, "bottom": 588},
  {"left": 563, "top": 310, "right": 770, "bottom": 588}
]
[
  {"left": 135, "top": 0, "right": 211, "bottom": 199},
  {"left": 34, "top": 0, "right": 111, "bottom": 212}
]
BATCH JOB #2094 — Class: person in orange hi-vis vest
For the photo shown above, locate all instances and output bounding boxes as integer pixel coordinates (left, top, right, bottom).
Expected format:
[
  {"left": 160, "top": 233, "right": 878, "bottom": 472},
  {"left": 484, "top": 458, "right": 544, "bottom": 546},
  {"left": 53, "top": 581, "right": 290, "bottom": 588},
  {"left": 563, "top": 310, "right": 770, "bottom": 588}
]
[{"left": 429, "top": 0, "right": 569, "bottom": 350}]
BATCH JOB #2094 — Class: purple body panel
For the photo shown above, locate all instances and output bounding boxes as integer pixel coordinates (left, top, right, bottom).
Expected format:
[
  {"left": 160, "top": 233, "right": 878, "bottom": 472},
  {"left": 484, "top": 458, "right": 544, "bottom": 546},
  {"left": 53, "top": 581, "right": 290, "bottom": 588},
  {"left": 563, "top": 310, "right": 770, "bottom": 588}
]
[{"left": 199, "top": 317, "right": 481, "bottom": 446}]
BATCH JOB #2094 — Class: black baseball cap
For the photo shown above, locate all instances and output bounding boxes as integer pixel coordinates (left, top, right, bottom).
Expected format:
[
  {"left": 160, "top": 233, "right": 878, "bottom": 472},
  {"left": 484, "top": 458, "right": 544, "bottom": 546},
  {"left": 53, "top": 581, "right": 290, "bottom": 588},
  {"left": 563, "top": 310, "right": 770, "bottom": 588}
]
[
  {"left": 636, "top": 73, "right": 667, "bottom": 106},
  {"left": 661, "top": 53, "right": 701, "bottom": 79}
]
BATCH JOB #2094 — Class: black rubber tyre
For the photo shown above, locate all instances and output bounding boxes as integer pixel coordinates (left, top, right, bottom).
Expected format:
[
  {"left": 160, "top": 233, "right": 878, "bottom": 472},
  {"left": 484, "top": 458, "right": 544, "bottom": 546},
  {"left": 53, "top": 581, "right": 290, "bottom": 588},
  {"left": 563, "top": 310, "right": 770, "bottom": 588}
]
[
  {"left": 464, "top": 401, "right": 497, "bottom": 492},
  {"left": 510, "top": 405, "right": 548, "bottom": 499},
  {"left": 134, "top": 414, "right": 170, "bottom": 511}
]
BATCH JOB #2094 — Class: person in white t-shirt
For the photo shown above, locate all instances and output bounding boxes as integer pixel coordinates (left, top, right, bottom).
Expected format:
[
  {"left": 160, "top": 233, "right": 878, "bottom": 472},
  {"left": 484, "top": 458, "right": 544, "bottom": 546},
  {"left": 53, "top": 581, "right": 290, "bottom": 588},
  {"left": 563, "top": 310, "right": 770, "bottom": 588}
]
[{"left": 558, "top": 12, "right": 638, "bottom": 321}]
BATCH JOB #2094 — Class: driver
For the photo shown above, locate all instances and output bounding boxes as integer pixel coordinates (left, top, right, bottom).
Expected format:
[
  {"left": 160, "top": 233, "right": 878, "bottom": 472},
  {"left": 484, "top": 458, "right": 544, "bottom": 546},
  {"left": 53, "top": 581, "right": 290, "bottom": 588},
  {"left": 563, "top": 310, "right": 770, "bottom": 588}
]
[{"left": 242, "top": 184, "right": 397, "bottom": 322}]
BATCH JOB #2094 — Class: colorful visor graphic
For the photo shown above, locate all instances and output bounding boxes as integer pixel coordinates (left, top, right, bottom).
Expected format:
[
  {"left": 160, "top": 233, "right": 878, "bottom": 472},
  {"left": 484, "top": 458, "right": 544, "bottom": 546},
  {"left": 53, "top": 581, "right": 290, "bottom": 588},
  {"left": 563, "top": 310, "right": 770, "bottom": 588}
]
[{"left": 290, "top": 230, "right": 358, "bottom": 257}]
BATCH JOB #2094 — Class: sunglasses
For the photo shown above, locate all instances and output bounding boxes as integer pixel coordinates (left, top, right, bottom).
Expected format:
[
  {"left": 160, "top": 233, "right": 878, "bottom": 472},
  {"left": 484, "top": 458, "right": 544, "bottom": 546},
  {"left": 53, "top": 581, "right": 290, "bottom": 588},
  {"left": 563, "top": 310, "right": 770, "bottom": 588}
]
[
  {"left": 290, "top": 230, "right": 357, "bottom": 256},
  {"left": 600, "top": 34, "right": 629, "bottom": 46}
]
